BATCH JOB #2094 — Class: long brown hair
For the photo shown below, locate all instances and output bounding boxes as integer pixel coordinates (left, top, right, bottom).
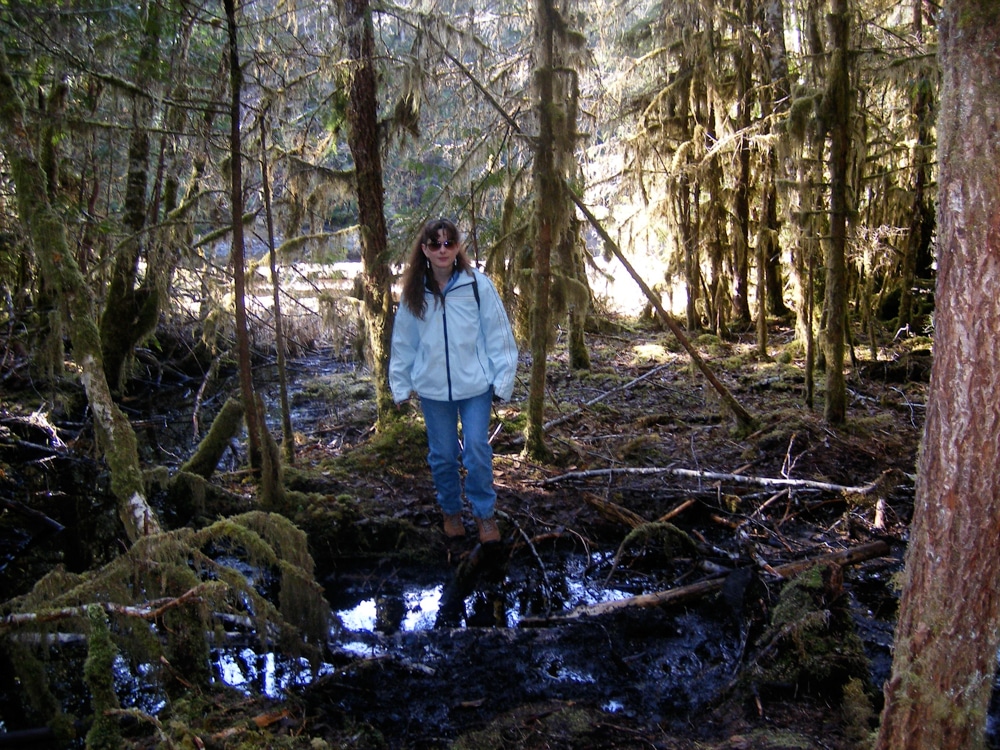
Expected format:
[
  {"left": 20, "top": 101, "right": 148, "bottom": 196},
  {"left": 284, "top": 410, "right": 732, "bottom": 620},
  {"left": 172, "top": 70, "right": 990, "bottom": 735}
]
[{"left": 399, "top": 218, "right": 473, "bottom": 319}]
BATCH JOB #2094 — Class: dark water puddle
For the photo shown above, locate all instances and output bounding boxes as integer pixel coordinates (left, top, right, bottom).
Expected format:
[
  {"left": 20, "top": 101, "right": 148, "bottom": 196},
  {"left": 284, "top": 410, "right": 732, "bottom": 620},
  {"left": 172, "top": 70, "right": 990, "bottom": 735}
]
[{"left": 327, "top": 550, "right": 641, "bottom": 634}]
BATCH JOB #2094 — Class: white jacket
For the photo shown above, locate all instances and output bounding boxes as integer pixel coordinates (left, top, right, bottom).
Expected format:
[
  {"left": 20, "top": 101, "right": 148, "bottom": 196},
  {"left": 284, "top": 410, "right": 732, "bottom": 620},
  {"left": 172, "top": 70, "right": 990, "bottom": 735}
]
[{"left": 390, "top": 269, "right": 517, "bottom": 404}]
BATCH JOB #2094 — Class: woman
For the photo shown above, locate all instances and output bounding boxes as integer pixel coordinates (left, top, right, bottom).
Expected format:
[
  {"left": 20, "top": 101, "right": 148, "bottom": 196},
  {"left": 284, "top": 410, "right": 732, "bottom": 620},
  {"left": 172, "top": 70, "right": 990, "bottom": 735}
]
[{"left": 390, "top": 219, "right": 518, "bottom": 544}]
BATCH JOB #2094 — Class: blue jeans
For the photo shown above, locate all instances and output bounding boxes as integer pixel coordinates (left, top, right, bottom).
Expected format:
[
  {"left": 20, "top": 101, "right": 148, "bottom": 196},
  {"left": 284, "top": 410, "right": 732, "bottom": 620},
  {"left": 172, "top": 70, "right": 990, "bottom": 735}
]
[{"left": 419, "top": 388, "right": 496, "bottom": 519}]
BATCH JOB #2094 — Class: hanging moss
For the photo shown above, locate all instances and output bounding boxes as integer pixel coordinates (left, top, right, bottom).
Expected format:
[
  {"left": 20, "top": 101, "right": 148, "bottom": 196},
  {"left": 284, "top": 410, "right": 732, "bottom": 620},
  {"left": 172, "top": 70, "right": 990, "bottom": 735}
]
[{"left": 84, "top": 606, "right": 121, "bottom": 750}]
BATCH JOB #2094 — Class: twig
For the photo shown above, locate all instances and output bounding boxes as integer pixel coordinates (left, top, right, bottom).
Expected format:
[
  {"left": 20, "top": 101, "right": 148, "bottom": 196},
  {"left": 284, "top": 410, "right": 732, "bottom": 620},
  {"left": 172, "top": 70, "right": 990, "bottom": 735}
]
[{"left": 657, "top": 498, "right": 696, "bottom": 522}]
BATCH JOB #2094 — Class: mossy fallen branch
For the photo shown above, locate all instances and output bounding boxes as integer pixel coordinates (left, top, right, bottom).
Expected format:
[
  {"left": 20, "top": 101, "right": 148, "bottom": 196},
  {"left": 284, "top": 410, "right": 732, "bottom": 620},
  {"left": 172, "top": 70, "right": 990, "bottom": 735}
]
[{"left": 0, "top": 511, "right": 329, "bottom": 737}]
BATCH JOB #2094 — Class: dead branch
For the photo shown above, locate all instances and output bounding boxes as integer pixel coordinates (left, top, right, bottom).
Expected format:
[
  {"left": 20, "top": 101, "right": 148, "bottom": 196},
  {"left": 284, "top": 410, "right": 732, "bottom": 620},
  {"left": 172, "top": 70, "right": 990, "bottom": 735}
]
[
  {"left": 583, "top": 492, "right": 647, "bottom": 529},
  {"left": 508, "top": 363, "right": 673, "bottom": 446},
  {"left": 0, "top": 584, "right": 208, "bottom": 630},
  {"left": 543, "top": 466, "right": 895, "bottom": 496},
  {"left": 658, "top": 498, "right": 696, "bottom": 522},
  {"left": 519, "top": 539, "right": 890, "bottom": 626},
  {"left": 0, "top": 494, "right": 65, "bottom": 532}
]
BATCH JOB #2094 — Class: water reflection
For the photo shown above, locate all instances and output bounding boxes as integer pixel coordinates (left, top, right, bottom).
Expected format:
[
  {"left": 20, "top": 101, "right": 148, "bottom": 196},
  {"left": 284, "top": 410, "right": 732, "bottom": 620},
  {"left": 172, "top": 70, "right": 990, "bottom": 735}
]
[
  {"left": 338, "top": 586, "right": 444, "bottom": 633},
  {"left": 331, "top": 551, "right": 646, "bottom": 635},
  {"left": 215, "top": 648, "right": 334, "bottom": 699}
]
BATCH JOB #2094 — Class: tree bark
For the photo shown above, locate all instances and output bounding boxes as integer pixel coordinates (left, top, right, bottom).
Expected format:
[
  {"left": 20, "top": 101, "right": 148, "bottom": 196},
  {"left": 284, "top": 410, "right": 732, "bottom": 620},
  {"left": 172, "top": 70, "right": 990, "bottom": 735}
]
[
  {"left": 524, "top": 0, "right": 559, "bottom": 459},
  {"left": 260, "top": 108, "right": 294, "bottom": 465},
  {"left": 339, "top": 0, "right": 395, "bottom": 428},
  {"left": 875, "top": 4, "right": 1000, "bottom": 748},
  {"left": 0, "top": 42, "right": 161, "bottom": 542},
  {"left": 224, "top": 0, "right": 262, "bottom": 471},
  {"left": 822, "top": 0, "right": 850, "bottom": 424}
]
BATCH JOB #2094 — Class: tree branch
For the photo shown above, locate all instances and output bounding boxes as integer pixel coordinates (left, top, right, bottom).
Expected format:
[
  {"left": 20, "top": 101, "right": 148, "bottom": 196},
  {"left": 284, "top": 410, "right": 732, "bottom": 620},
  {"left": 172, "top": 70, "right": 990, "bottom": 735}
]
[
  {"left": 542, "top": 466, "right": 896, "bottom": 496},
  {"left": 520, "top": 539, "right": 890, "bottom": 625}
]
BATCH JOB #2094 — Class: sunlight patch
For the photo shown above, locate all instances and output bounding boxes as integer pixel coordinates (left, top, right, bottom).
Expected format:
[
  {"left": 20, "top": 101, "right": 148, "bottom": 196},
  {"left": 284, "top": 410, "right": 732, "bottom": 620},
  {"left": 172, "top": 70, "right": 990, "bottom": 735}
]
[{"left": 632, "top": 343, "right": 669, "bottom": 363}]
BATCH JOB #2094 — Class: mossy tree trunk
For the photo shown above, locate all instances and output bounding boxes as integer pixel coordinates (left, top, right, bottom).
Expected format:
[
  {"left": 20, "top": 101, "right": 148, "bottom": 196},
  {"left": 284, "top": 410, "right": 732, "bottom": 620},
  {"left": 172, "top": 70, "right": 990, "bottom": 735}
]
[
  {"left": 260, "top": 109, "right": 294, "bottom": 465},
  {"left": 732, "top": 7, "right": 753, "bottom": 328},
  {"left": 523, "top": 0, "right": 563, "bottom": 460},
  {"left": 339, "top": 0, "right": 395, "bottom": 429},
  {"left": 875, "top": 4, "right": 1000, "bottom": 747},
  {"left": 758, "top": 0, "right": 793, "bottom": 352},
  {"left": 98, "top": 3, "right": 165, "bottom": 393},
  {"left": 564, "top": 216, "right": 591, "bottom": 372},
  {"left": 821, "top": 0, "right": 850, "bottom": 424},
  {"left": 0, "top": 42, "right": 161, "bottom": 542},
  {"left": 789, "top": 0, "right": 826, "bottom": 397},
  {"left": 705, "top": 114, "right": 729, "bottom": 339}
]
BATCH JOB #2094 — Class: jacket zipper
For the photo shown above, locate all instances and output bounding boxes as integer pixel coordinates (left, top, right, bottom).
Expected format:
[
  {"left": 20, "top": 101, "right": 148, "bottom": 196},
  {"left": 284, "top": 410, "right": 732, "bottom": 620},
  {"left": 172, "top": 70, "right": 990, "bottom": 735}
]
[
  {"left": 441, "top": 295, "right": 453, "bottom": 400},
  {"left": 434, "top": 275, "right": 474, "bottom": 402}
]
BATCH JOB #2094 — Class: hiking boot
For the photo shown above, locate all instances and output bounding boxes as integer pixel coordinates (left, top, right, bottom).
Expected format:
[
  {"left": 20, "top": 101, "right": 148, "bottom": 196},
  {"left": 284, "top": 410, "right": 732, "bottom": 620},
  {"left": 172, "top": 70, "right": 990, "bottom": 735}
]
[
  {"left": 443, "top": 512, "right": 466, "bottom": 538},
  {"left": 476, "top": 516, "right": 501, "bottom": 544}
]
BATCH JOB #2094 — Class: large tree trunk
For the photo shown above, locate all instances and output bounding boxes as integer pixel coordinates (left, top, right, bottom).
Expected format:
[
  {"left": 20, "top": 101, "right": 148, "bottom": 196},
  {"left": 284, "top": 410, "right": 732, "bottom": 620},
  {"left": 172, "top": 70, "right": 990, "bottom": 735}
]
[
  {"left": 0, "top": 43, "right": 161, "bottom": 542},
  {"left": 875, "top": 5, "right": 1000, "bottom": 748},
  {"left": 339, "top": 0, "right": 395, "bottom": 428},
  {"left": 822, "top": 0, "right": 850, "bottom": 424}
]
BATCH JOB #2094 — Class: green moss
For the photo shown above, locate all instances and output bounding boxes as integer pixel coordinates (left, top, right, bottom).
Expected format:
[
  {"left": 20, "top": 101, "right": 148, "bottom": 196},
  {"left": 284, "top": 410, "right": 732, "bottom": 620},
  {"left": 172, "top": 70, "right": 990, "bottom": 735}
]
[
  {"left": 692, "top": 333, "right": 731, "bottom": 358},
  {"left": 452, "top": 702, "right": 601, "bottom": 750},
  {"left": 324, "top": 415, "right": 428, "bottom": 479},
  {"left": 750, "top": 564, "right": 871, "bottom": 698},
  {"left": 610, "top": 522, "right": 698, "bottom": 573},
  {"left": 841, "top": 676, "right": 877, "bottom": 747},
  {"left": 84, "top": 606, "right": 122, "bottom": 750}
]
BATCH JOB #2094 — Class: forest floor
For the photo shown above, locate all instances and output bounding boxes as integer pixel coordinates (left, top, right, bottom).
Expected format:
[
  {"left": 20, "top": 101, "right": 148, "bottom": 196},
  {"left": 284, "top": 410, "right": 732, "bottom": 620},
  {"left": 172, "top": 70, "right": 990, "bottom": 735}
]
[{"left": 0, "top": 316, "right": 935, "bottom": 749}]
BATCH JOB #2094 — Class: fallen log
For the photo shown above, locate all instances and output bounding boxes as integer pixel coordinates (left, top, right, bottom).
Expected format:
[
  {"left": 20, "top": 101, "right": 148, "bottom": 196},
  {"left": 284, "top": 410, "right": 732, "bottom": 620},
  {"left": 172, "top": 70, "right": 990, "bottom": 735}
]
[{"left": 518, "top": 539, "right": 891, "bottom": 626}]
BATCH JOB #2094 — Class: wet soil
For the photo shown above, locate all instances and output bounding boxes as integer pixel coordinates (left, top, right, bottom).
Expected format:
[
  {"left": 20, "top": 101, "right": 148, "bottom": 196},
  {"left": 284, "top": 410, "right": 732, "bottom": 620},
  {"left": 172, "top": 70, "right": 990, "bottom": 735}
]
[
  {"left": 0, "top": 322, "right": 931, "bottom": 748},
  {"left": 282, "top": 323, "right": 923, "bottom": 749}
]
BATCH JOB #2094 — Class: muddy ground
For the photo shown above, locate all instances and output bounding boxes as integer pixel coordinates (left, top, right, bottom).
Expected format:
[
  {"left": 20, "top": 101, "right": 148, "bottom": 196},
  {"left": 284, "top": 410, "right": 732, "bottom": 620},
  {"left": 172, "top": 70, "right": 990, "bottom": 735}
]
[{"left": 0, "top": 320, "right": 933, "bottom": 748}]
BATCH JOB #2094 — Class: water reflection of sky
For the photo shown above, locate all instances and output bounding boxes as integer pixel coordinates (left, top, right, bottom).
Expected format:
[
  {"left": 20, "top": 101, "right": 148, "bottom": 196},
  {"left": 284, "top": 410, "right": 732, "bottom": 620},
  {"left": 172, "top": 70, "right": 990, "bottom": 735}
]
[
  {"left": 332, "top": 552, "right": 644, "bottom": 634},
  {"left": 338, "top": 585, "right": 444, "bottom": 632},
  {"left": 216, "top": 649, "right": 334, "bottom": 699}
]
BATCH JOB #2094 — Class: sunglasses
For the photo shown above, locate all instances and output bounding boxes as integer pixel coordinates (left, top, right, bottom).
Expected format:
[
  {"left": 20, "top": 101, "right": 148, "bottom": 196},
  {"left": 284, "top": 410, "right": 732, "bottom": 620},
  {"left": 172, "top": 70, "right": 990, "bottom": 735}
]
[{"left": 424, "top": 240, "right": 456, "bottom": 249}]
